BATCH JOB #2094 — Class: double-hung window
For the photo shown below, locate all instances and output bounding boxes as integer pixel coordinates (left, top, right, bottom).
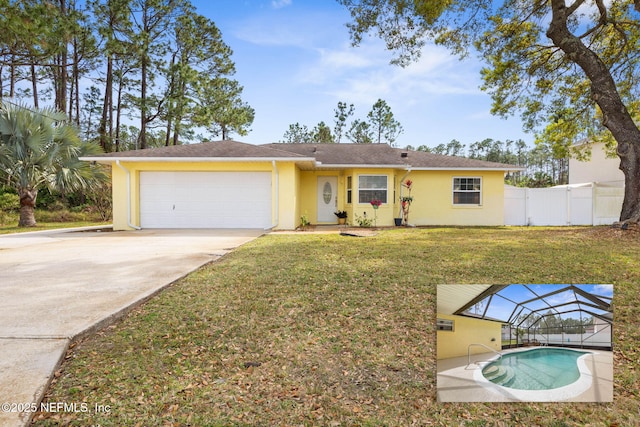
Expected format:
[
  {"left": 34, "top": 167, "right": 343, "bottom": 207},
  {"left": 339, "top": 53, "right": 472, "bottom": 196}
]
[
  {"left": 358, "top": 175, "right": 387, "bottom": 204},
  {"left": 453, "top": 177, "right": 481, "bottom": 205}
]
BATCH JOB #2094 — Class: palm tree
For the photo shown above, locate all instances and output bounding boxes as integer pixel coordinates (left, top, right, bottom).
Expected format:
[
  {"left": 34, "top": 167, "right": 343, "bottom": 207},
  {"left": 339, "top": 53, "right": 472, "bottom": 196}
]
[{"left": 0, "top": 101, "right": 107, "bottom": 226}]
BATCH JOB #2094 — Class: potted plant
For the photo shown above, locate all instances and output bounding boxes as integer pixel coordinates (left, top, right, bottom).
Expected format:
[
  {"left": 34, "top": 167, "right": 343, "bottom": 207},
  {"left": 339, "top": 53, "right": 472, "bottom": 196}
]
[{"left": 334, "top": 210, "right": 348, "bottom": 225}]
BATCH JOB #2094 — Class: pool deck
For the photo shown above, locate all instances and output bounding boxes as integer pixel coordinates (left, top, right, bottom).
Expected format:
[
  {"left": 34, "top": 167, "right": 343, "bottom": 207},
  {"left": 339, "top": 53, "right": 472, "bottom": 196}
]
[{"left": 437, "top": 347, "right": 613, "bottom": 402}]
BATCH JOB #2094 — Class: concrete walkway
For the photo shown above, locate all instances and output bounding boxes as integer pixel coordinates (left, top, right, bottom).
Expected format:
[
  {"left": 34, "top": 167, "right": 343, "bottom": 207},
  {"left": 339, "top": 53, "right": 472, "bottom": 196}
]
[{"left": 0, "top": 227, "right": 264, "bottom": 427}]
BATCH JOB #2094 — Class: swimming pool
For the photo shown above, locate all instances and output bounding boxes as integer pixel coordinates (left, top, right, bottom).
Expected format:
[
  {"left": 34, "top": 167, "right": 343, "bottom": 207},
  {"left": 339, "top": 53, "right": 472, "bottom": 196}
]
[{"left": 481, "top": 348, "right": 592, "bottom": 391}]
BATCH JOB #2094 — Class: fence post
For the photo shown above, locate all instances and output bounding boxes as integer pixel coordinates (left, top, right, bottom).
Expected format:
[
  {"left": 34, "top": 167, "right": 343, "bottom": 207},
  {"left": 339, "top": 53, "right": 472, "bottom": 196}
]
[
  {"left": 567, "top": 186, "right": 571, "bottom": 226},
  {"left": 592, "top": 183, "right": 596, "bottom": 226},
  {"left": 525, "top": 188, "right": 530, "bottom": 226}
]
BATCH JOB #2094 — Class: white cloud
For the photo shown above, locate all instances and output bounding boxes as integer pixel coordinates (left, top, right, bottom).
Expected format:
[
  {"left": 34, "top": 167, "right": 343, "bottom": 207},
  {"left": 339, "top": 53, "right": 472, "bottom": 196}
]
[
  {"left": 467, "top": 110, "right": 494, "bottom": 120},
  {"left": 271, "top": 0, "right": 292, "bottom": 9},
  {"left": 544, "top": 290, "right": 576, "bottom": 306},
  {"left": 235, "top": 23, "right": 309, "bottom": 48},
  {"left": 233, "top": 7, "right": 336, "bottom": 49},
  {"left": 590, "top": 284, "right": 613, "bottom": 297},
  {"left": 234, "top": 5, "right": 482, "bottom": 106},
  {"left": 316, "top": 46, "right": 377, "bottom": 70},
  {"left": 534, "top": 284, "right": 613, "bottom": 309},
  {"left": 297, "top": 38, "right": 482, "bottom": 109}
]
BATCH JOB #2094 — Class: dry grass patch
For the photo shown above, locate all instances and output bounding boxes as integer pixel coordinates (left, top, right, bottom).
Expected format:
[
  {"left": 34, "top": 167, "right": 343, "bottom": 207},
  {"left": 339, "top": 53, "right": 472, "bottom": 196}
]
[{"left": 33, "top": 227, "right": 639, "bottom": 426}]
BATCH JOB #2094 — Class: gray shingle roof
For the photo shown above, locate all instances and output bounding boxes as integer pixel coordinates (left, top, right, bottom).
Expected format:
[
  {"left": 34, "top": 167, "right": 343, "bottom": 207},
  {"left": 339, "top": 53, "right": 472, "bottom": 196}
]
[
  {"left": 84, "top": 140, "right": 310, "bottom": 159},
  {"left": 82, "top": 140, "right": 522, "bottom": 170},
  {"left": 263, "top": 143, "right": 521, "bottom": 170},
  {"left": 262, "top": 143, "right": 406, "bottom": 166}
]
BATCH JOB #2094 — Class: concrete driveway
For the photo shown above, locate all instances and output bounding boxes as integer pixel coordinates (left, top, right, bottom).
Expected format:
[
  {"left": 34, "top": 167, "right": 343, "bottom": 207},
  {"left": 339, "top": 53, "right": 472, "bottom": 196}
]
[{"left": 0, "top": 227, "right": 264, "bottom": 427}]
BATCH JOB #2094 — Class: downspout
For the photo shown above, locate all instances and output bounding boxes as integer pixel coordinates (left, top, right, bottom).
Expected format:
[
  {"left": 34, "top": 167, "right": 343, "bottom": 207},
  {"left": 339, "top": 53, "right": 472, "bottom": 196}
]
[
  {"left": 115, "top": 160, "right": 141, "bottom": 230},
  {"left": 269, "top": 160, "right": 279, "bottom": 230}
]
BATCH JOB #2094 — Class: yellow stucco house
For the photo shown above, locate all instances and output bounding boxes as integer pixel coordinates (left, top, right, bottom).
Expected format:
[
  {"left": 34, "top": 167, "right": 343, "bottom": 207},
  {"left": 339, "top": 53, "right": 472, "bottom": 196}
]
[{"left": 82, "top": 140, "right": 522, "bottom": 230}]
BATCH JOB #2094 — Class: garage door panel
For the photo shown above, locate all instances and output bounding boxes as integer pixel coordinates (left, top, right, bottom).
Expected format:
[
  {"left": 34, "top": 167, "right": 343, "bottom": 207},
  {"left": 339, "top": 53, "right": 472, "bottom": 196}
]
[
  {"left": 140, "top": 172, "right": 271, "bottom": 229},
  {"left": 143, "top": 173, "right": 175, "bottom": 185}
]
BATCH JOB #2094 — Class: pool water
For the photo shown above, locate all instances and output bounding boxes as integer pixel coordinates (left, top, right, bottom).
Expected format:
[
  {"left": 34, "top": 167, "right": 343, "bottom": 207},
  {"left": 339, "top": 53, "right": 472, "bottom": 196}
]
[{"left": 482, "top": 348, "right": 590, "bottom": 390}]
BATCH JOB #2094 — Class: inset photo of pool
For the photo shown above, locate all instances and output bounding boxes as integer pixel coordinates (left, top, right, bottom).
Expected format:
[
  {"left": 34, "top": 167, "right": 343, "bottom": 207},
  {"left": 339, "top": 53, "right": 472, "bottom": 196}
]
[{"left": 436, "top": 284, "right": 613, "bottom": 402}]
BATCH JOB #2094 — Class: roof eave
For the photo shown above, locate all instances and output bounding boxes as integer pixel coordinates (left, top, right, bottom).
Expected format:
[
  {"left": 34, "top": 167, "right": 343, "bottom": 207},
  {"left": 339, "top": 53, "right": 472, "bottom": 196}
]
[
  {"left": 409, "top": 166, "right": 526, "bottom": 172},
  {"left": 80, "top": 157, "right": 525, "bottom": 172},
  {"left": 314, "top": 163, "right": 409, "bottom": 169},
  {"left": 80, "top": 156, "right": 316, "bottom": 163}
]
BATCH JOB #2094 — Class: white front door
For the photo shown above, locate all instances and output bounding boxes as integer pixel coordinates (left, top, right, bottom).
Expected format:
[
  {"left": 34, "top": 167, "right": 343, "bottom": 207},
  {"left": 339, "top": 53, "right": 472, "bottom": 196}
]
[{"left": 317, "top": 176, "right": 338, "bottom": 223}]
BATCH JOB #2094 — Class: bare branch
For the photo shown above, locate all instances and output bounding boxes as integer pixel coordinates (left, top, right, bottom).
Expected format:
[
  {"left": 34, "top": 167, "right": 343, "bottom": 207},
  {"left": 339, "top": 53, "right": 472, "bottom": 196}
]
[
  {"left": 594, "top": 0, "right": 608, "bottom": 21},
  {"left": 576, "top": 0, "right": 607, "bottom": 39},
  {"left": 565, "top": 0, "right": 588, "bottom": 17}
]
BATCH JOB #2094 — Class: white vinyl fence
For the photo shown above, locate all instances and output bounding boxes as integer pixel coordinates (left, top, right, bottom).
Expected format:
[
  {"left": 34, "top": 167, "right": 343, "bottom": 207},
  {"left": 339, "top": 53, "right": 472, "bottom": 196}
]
[
  {"left": 528, "top": 332, "right": 611, "bottom": 348},
  {"left": 504, "top": 183, "right": 624, "bottom": 226}
]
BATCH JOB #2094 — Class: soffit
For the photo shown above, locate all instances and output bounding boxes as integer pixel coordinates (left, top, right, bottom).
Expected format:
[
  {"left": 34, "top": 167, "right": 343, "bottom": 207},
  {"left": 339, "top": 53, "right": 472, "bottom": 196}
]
[{"left": 437, "top": 285, "right": 494, "bottom": 315}]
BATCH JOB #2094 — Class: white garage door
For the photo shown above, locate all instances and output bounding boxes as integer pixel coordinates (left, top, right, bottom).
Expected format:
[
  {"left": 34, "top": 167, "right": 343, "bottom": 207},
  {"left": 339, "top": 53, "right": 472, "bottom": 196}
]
[{"left": 140, "top": 172, "right": 272, "bottom": 228}]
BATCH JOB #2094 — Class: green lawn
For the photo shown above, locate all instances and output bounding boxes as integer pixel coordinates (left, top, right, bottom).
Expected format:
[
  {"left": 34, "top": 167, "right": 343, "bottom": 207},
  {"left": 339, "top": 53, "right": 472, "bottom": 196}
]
[
  {"left": 0, "top": 210, "right": 109, "bottom": 234},
  {"left": 0, "top": 221, "right": 109, "bottom": 235},
  {"left": 34, "top": 227, "right": 639, "bottom": 426}
]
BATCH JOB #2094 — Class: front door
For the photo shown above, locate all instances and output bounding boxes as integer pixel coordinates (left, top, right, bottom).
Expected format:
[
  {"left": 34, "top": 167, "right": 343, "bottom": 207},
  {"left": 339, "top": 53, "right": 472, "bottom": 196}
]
[{"left": 317, "top": 176, "right": 338, "bottom": 223}]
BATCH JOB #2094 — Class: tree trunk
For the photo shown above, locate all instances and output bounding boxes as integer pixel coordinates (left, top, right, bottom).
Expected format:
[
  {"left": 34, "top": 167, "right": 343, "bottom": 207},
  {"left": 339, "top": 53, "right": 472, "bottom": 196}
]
[
  {"left": 9, "top": 57, "right": 15, "bottom": 98},
  {"left": 115, "top": 73, "right": 124, "bottom": 152},
  {"left": 57, "top": 0, "right": 68, "bottom": 115},
  {"left": 172, "top": 122, "right": 180, "bottom": 145},
  {"left": 31, "top": 63, "right": 39, "bottom": 108},
  {"left": 617, "top": 142, "right": 640, "bottom": 221},
  {"left": 72, "top": 35, "right": 80, "bottom": 126},
  {"left": 172, "top": 76, "right": 188, "bottom": 146},
  {"left": 165, "top": 113, "right": 173, "bottom": 146},
  {"left": 99, "top": 56, "right": 113, "bottom": 151},
  {"left": 140, "top": 55, "right": 147, "bottom": 149},
  {"left": 68, "top": 63, "right": 74, "bottom": 120},
  {"left": 18, "top": 188, "right": 38, "bottom": 227},
  {"left": 548, "top": 0, "right": 640, "bottom": 223},
  {"left": 165, "top": 53, "right": 176, "bottom": 147}
]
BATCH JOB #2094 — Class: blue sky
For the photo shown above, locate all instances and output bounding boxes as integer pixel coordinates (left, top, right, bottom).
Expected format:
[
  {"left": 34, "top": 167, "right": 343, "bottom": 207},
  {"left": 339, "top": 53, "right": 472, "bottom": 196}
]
[{"left": 192, "top": 0, "right": 534, "bottom": 148}]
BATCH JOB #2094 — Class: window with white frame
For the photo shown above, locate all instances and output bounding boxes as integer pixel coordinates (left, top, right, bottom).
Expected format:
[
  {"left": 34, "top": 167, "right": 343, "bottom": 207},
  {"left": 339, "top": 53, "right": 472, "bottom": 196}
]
[
  {"left": 358, "top": 175, "right": 387, "bottom": 204},
  {"left": 453, "top": 177, "right": 481, "bottom": 205}
]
